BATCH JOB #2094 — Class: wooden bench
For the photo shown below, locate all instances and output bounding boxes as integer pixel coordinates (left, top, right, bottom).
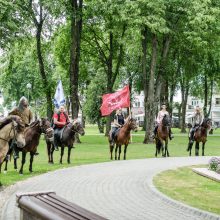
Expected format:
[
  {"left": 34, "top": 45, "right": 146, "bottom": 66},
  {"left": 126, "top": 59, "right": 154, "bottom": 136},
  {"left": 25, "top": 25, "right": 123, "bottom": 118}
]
[{"left": 16, "top": 191, "right": 107, "bottom": 220}]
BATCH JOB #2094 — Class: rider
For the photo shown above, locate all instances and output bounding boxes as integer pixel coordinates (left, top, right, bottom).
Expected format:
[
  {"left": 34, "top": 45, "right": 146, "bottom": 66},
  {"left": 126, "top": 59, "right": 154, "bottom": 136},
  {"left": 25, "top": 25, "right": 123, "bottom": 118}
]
[
  {"left": 153, "top": 104, "right": 173, "bottom": 140},
  {"left": 53, "top": 105, "right": 70, "bottom": 151},
  {"left": 8, "top": 96, "right": 33, "bottom": 159},
  {"left": 189, "top": 106, "right": 204, "bottom": 144},
  {"left": 109, "top": 108, "right": 125, "bottom": 146}
]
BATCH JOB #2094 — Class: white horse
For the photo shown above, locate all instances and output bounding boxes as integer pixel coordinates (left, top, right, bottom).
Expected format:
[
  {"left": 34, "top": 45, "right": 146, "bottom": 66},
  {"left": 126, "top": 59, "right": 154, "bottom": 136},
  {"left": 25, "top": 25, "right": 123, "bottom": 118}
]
[{"left": 0, "top": 116, "right": 26, "bottom": 172}]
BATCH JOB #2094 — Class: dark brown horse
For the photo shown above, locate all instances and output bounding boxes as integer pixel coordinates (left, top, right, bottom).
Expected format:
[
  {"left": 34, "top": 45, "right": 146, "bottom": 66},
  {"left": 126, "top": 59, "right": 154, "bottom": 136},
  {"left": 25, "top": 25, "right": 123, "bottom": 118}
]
[
  {"left": 108, "top": 117, "right": 138, "bottom": 160},
  {"left": 155, "top": 114, "right": 171, "bottom": 157},
  {"left": 4, "top": 118, "right": 53, "bottom": 174},
  {"left": 0, "top": 116, "right": 26, "bottom": 172},
  {"left": 46, "top": 120, "right": 85, "bottom": 164},
  {"left": 187, "top": 118, "right": 212, "bottom": 156}
]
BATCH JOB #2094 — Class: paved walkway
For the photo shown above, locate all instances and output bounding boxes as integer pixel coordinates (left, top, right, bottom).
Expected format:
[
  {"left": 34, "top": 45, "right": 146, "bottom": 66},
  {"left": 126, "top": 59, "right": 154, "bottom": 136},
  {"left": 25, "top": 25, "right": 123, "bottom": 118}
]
[{"left": 1, "top": 157, "right": 220, "bottom": 220}]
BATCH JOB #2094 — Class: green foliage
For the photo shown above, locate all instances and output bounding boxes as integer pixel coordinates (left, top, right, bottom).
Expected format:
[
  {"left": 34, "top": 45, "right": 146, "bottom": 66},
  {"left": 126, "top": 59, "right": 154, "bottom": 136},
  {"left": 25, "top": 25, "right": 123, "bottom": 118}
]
[{"left": 84, "top": 71, "right": 106, "bottom": 124}]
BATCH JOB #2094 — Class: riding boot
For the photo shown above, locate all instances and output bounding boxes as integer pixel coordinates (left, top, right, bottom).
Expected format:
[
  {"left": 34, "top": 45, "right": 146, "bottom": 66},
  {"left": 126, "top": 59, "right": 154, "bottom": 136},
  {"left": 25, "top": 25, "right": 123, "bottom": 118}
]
[
  {"left": 189, "top": 130, "right": 194, "bottom": 144},
  {"left": 53, "top": 139, "right": 59, "bottom": 151},
  {"left": 151, "top": 126, "right": 158, "bottom": 139}
]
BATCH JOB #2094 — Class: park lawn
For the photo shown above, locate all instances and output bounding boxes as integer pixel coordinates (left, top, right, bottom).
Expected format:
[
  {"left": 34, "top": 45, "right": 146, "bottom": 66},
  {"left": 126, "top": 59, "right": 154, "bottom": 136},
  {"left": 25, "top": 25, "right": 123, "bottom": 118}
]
[
  {"left": 153, "top": 166, "right": 220, "bottom": 215},
  {"left": 0, "top": 126, "right": 219, "bottom": 187}
]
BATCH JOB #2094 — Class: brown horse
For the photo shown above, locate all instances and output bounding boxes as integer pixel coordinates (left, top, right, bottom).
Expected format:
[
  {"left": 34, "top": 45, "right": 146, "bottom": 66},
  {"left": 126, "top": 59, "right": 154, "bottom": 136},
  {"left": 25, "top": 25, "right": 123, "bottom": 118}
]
[
  {"left": 4, "top": 118, "right": 53, "bottom": 174},
  {"left": 109, "top": 117, "right": 138, "bottom": 160},
  {"left": 155, "top": 114, "right": 171, "bottom": 157},
  {"left": 187, "top": 118, "right": 212, "bottom": 156},
  {"left": 0, "top": 116, "right": 26, "bottom": 172},
  {"left": 46, "top": 120, "right": 85, "bottom": 164}
]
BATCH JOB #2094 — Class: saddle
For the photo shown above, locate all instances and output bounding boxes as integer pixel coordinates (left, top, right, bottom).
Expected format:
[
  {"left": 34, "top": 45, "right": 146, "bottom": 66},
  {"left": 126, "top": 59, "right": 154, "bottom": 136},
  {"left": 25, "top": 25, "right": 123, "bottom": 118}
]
[{"left": 54, "top": 127, "right": 65, "bottom": 143}]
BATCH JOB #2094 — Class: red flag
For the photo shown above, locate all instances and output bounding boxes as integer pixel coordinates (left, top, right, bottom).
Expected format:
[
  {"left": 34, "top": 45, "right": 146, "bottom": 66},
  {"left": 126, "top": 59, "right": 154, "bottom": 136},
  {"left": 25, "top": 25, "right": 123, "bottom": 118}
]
[{"left": 100, "top": 85, "right": 130, "bottom": 116}]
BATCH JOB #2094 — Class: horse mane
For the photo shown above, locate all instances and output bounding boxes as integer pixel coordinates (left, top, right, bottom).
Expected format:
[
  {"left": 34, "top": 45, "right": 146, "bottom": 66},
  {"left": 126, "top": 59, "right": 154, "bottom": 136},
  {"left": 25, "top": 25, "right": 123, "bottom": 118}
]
[
  {"left": 30, "top": 120, "right": 40, "bottom": 128},
  {"left": 0, "top": 116, "right": 14, "bottom": 130}
]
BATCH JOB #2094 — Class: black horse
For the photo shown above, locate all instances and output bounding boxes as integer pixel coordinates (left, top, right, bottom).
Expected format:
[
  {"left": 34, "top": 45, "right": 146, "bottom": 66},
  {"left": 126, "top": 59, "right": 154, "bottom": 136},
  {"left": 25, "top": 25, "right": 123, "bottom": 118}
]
[{"left": 46, "top": 120, "right": 85, "bottom": 164}]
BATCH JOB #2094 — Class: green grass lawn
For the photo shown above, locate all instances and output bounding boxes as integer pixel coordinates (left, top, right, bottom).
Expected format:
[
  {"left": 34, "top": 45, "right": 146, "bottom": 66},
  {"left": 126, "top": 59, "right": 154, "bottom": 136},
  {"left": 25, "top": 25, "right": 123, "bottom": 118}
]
[
  {"left": 0, "top": 125, "right": 219, "bottom": 187},
  {"left": 154, "top": 166, "right": 220, "bottom": 215}
]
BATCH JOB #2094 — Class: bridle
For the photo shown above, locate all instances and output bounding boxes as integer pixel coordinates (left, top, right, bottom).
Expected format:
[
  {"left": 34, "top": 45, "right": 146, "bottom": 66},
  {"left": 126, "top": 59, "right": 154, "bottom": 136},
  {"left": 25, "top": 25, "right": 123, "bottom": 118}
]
[
  {"left": 0, "top": 121, "right": 18, "bottom": 143},
  {"left": 71, "top": 122, "right": 83, "bottom": 134}
]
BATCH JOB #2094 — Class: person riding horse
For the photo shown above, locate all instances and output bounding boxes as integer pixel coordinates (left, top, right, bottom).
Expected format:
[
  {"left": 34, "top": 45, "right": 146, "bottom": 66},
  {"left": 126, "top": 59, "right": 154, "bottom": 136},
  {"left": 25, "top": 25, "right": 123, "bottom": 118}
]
[
  {"left": 53, "top": 105, "right": 70, "bottom": 151},
  {"left": 189, "top": 106, "right": 204, "bottom": 144},
  {"left": 153, "top": 104, "right": 173, "bottom": 140},
  {"left": 8, "top": 96, "right": 33, "bottom": 159},
  {"left": 109, "top": 108, "right": 125, "bottom": 147}
]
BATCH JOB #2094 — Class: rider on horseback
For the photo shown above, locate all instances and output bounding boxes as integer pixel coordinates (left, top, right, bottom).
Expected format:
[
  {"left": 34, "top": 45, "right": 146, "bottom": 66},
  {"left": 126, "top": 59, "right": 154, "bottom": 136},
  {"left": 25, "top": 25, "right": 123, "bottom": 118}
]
[
  {"left": 109, "top": 108, "right": 125, "bottom": 147},
  {"left": 53, "top": 105, "right": 70, "bottom": 151},
  {"left": 189, "top": 106, "right": 204, "bottom": 144},
  {"left": 152, "top": 104, "right": 173, "bottom": 140},
  {"left": 8, "top": 96, "right": 33, "bottom": 159}
]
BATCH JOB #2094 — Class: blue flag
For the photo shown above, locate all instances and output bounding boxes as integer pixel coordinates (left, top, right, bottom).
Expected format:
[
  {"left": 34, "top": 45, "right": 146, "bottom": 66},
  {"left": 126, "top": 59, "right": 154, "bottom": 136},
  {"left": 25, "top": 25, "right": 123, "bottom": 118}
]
[{"left": 53, "top": 80, "right": 65, "bottom": 108}]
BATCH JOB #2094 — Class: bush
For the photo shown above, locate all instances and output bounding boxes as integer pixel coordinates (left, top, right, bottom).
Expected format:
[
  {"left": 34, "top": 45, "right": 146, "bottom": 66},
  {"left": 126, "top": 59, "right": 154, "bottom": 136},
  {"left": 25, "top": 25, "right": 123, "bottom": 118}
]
[{"left": 208, "top": 157, "right": 220, "bottom": 172}]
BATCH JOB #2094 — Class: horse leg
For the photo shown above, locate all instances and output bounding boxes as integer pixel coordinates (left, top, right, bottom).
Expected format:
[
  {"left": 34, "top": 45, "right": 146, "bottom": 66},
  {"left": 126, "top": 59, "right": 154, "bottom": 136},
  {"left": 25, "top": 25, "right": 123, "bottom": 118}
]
[
  {"left": 115, "top": 144, "right": 118, "bottom": 160},
  {"left": 124, "top": 144, "right": 128, "bottom": 160},
  {"left": 195, "top": 142, "right": 199, "bottom": 156},
  {"left": 67, "top": 146, "right": 72, "bottom": 164},
  {"left": 19, "top": 151, "right": 26, "bottom": 174},
  {"left": 47, "top": 142, "right": 52, "bottom": 163},
  {"left": 165, "top": 139, "right": 169, "bottom": 157},
  {"left": 118, "top": 145, "right": 122, "bottom": 160},
  {"left": 14, "top": 158, "right": 18, "bottom": 170},
  {"left": 202, "top": 142, "right": 205, "bottom": 156},
  {"left": 60, "top": 147, "right": 64, "bottom": 164},
  {"left": 29, "top": 152, "right": 34, "bottom": 172},
  {"left": 109, "top": 144, "right": 114, "bottom": 160},
  {"left": 4, "top": 158, "right": 8, "bottom": 173},
  {"left": 51, "top": 144, "right": 55, "bottom": 164}
]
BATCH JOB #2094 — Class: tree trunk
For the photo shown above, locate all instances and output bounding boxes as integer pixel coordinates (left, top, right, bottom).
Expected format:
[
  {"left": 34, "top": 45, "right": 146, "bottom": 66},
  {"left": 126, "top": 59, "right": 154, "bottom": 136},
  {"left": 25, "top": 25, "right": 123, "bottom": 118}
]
[
  {"left": 35, "top": 11, "right": 52, "bottom": 119},
  {"left": 203, "top": 75, "right": 208, "bottom": 116},
  {"left": 97, "top": 118, "right": 104, "bottom": 133},
  {"left": 105, "top": 31, "right": 114, "bottom": 136},
  {"left": 180, "top": 81, "right": 189, "bottom": 133},
  {"left": 207, "top": 77, "right": 214, "bottom": 117},
  {"left": 69, "top": 0, "right": 83, "bottom": 119},
  {"left": 141, "top": 26, "right": 148, "bottom": 132},
  {"left": 144, "top": 34, "right": 158, "bottom": 144}
]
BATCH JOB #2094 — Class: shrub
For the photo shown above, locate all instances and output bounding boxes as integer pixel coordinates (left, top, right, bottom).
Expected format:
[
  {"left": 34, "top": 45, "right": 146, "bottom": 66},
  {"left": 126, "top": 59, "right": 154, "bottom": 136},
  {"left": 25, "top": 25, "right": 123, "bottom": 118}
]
[{"left": 208, "top": 157, "right": 220, "bottom": 172}]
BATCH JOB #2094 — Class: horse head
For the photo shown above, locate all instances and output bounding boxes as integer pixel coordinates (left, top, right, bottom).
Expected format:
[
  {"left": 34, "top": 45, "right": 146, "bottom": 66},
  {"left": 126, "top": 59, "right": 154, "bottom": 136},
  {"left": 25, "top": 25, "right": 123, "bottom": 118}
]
[
  {"left": 201, "top": 118, "right": 212, "bottom": 129},
  {"left": 71, "top": 120, "right": 85, "bottom": 136},
  {"left": 10, "top": 116, "right": 26, "bottom": 148},
  {"left": 40, "top": 118, "right": 54, "bottom": 139},
  {"left": 127, "top": 117, "right": 138, "bottom": 132},
  {"left": 162, "top": 114, "right": 171, "bottom": 127}
]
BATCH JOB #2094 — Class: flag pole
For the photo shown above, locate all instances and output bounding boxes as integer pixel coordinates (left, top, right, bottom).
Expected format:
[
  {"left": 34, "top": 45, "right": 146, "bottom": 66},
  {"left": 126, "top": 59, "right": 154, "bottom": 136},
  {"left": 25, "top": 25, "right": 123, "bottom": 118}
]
[{"left": 128, "top": 106, "right": 133, "bottom": 143}]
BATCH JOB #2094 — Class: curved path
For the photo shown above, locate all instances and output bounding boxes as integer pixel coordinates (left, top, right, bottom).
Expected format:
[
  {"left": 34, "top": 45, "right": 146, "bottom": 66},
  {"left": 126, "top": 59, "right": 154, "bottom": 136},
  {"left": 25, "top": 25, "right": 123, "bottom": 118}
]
[{"left": 1, "top": 157, "right": 220, "bottom": 220}]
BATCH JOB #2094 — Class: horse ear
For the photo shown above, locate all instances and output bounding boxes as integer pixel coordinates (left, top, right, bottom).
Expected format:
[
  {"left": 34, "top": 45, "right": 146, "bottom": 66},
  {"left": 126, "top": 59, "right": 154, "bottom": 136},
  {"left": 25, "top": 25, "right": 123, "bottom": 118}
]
[{"left": 12, "top": 120, "right": 18, "bottom": 127}]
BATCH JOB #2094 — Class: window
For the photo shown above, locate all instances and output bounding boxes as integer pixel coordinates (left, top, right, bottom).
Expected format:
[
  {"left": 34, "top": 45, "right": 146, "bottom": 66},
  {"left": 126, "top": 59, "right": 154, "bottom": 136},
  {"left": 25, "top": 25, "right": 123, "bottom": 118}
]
[
  {"left": 191, "top": 100, "right": 199, "bottom": 106},
  {"left": 215, "top": 98, "right": 220, "bottom": 106}
]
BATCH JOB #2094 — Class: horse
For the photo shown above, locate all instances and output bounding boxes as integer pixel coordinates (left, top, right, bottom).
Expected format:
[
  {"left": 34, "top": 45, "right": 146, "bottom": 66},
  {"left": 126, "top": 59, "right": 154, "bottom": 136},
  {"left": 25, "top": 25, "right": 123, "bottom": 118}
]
[
  {"left": 187, "top": 118, "right": 212, "bottom": 156},
  {"left": 108, "top": 117, "right": 138, "bottom": 160},
  {"left": 45, "top": 120, "right": 85, "bottom": 164},
  {"left": 155, "top": 114, "right": 171, "bottom": 157},
  {"left": 4, "top": 118, "right": 53, "bottom": 174},
  {"left": 0, "top": 115, "right": 26, "bottom": 173}
]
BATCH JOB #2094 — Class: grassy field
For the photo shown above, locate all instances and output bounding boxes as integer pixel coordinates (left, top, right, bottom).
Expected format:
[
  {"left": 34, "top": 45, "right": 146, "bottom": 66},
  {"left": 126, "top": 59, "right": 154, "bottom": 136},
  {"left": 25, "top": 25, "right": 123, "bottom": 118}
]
[
  {"left": 0, "top": 126, "right": 219, "bottom": 187},
  {"left": 154, "top": 166, "right": 220, "bottom": 215}
]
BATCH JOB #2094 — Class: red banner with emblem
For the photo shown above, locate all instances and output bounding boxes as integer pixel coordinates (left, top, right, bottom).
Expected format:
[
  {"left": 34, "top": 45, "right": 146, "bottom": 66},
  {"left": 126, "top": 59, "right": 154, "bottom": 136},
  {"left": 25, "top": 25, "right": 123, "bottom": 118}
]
[{"left": 100, "top": 85, "right": 130, "bottom": 116}]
